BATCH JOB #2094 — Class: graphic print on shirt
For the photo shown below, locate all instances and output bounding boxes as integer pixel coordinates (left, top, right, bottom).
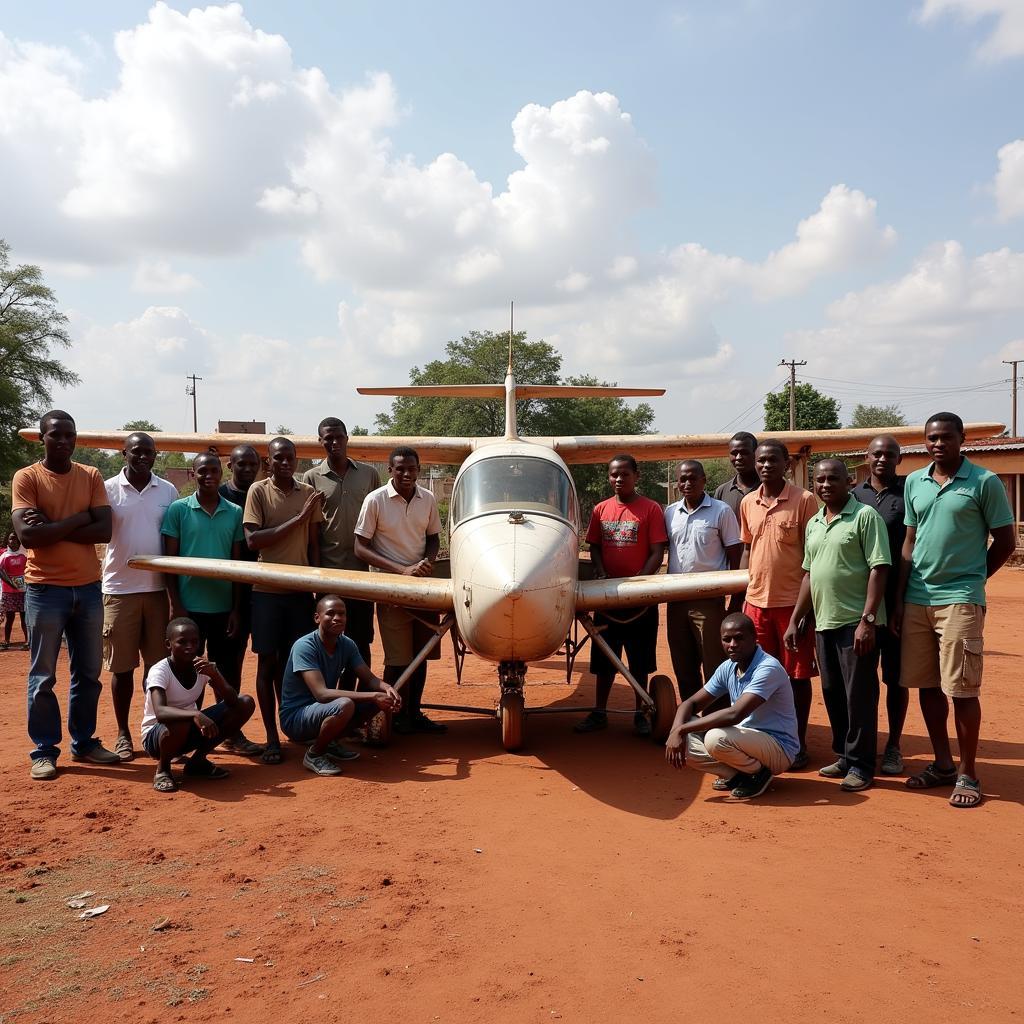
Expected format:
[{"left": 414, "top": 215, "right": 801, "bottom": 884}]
[{"left": 601, "top": 519, "right": 639, "bottom": 548}]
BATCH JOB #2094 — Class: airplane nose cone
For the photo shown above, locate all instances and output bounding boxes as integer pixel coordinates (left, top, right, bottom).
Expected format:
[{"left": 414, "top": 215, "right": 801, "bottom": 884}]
[{"left": 502, "top": 581, "right": 524, "bottom": 601}]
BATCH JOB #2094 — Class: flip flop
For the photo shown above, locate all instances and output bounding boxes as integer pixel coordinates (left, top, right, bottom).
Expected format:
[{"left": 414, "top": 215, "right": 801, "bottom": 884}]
[
  {"left": 949, "top": 775, "right": 982, "bottom": 808},
  {"left": 183, "top": 757, "right": 230, "bottom": 780},
  {"left": 261, "top": 742, "right": 283, "bottom": 765},
  {"left": 153, "top": 770, "right": 178, "bottom": 793},
  {"left": 906, "top": 762, "right": 958, "bottom": 790}
]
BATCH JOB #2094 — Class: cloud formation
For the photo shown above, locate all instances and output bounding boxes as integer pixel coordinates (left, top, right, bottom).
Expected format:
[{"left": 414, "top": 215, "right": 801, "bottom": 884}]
[
  {"left": 993, "top": 138, "right": 1024, "bottom": 220},
  {"left": 918, "top": 0, "right": 1024, "bottom": 61}
]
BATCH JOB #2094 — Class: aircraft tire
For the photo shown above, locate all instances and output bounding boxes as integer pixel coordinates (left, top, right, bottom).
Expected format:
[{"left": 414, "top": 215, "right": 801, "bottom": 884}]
[
  {"left": 499, "top": 691, "right": 525, "bottom": 752},
  {"left": 650, "top": 674, "right": 677, "bottom": 742}
]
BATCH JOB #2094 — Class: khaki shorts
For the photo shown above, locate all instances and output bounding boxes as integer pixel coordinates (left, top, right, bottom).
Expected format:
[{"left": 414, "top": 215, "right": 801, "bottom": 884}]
[
  {"left": 102, "top": 591, "right": 169, "bottom": 674},
  {"left": 900, "top": 603, "right": 985, "bottom": 699},
  {"left": 376, "top": 604, "right": 442, "bottom": 667}
]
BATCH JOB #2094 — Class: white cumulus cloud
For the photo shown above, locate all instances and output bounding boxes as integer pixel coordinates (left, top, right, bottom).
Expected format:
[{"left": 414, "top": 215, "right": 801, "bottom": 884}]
[
  {"left": 918, "top": 0, "right": 1024, "bottom": 61},
  {"left": 132, "top": 260, "right": 200, "bottom": 293},
  {"left": 993, "top": 138, "right": 1024, "bottom": 220}
]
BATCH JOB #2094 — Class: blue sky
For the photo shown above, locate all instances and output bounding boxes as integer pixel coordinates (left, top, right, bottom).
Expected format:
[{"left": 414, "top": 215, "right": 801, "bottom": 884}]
[{"left": 1, "top": 0, "right": 1023, "bottom": 436}]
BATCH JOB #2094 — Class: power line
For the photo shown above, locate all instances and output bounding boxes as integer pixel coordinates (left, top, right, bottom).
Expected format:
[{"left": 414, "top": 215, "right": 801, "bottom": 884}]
[
  {"left": 717, "top": 377, "right": 789, "bottom": 433},
  {"left": 779, "top": 359, "right": 807, "bottom": 430},
  {"left": 185, "top": 374, "right": 202, "bottom": 432}
]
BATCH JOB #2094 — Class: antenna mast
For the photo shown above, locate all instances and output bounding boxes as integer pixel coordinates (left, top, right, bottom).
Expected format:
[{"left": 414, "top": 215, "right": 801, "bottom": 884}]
[
  {"left": 504, "top": 300, "right": 518, "bottom": 440},
  {"left": 508, "top": 300, "right": 514, "bottom": 374}
]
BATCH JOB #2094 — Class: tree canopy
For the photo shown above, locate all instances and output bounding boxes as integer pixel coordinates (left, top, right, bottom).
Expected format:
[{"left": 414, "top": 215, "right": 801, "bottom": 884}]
[
  {"left": 848, "top": 403, "right": 907, "bottom": 428},
  {"left": 0, "top": 240, "right": 79, "bottom": 479},
  {"left": 764, "top": 383, "right": 841, "bottom": 431}
]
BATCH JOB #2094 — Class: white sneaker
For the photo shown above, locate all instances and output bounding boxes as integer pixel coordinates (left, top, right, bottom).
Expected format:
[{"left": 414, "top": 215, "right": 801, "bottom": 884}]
[
  {"left": 303, "top": 749, "right": 342, "bottom": 776},
  {"left": 30, "top": 757, "right": 57, "bottom": 781}
]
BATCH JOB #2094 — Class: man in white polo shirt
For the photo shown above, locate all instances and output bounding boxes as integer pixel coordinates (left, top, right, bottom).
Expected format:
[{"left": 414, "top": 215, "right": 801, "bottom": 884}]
[
  {"left": 665, "top": 460, "right": 743, "bottom": 702},
  {"left": 102, "top": 431, "right": 178, "bottom": 760},
  {"left": 354, "top": 446, "right": 444, "bottom": 735}
]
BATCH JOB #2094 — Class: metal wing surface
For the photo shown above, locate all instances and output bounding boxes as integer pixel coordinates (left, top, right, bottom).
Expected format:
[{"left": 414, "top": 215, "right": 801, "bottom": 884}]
[
  {"left": 128, "top": 556, "right": 454, "bottom": 611},
  {"left": 576, "top": 569, "right": 749, "bottom": 612}
]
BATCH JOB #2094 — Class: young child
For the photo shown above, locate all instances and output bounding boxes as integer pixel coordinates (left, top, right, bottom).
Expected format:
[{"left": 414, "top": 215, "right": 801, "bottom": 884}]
[
  {"left": 141, "top": 617, "right": 256, "bottom": 793},
  {"left": 0, "top": 531, "right": 28, "bottom": 650},
  {"left": 279, "top": 595, "right": 401, "bottom": 776}
]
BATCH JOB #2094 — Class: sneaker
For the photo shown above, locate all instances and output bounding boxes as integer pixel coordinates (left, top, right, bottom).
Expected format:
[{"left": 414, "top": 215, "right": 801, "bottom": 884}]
[
  {"left": 818, "top": 759, "right": 848, "bottom": 779},
  {"left": 633, "top": 712, "right": 652, "bottom": 738},
  {"left": 71, "top": 743, "right": 120, "bottom": 765},
  {"left": 414, "top": 713, "right": 448, "bottom": 734},
  {"left": 392, "top": 716, "right": 416, "bottom": 735},
  {"left": 712, "top": 774, "right": 743, "bottom": 792},
  {"left": 789, "top": 750, "right": 810, "bottom": 771},
  {"left": 729, "top": 766, "right": 773, "bottom": 801},
  {"left": 303, "top": 749, "right": 343, "bottom": 776},
  {"left": 840, "top": 770, "right": 873, "bottom": 792},
  {"left": 30, "top": 757, "right": 57, "bottom": 781},
  {"left": 322, "top": 741, "right": 360, "bottom": 762},
  {"left": 573, "top": 711, "right": 608, "bottom": 734},
  {"left": 880, "top": 746, "right": 904, "bottom": 776}
]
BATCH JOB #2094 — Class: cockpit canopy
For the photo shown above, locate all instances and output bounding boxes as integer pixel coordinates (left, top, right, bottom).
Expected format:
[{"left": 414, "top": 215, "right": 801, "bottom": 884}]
[{"left": 451, "top": 456, "right": 578, "bottom": 526}]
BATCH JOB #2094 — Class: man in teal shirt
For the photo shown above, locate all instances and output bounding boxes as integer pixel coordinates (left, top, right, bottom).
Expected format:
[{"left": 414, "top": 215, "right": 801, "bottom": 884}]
[
  {"left": 893, "top": 413, "right": 1016, "bottom": 808},
  {"left": 786, "top": 459, "right": 890, "bottom": 791}
]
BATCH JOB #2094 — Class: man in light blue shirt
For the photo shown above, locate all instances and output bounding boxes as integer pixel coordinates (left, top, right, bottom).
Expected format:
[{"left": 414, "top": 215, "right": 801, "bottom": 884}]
[
  {"left": 665, "top": 612, "right": 798, "bottom": 801},
  {"left": 664, "top": 460, "right": 742, "bottom": 701}
]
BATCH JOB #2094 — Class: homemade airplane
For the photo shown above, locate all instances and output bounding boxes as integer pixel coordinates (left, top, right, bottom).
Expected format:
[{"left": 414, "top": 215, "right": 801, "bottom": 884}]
[{"left": 30, "top": 351, "right": 1003, "bottom": 751}]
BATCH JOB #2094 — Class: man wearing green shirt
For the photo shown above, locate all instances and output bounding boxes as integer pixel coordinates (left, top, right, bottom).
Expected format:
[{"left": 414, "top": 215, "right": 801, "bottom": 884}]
[
  {"left": 787, "top": 459, "right": 890, "bottom": 791},
  {"left": 893, "top": 413, "right": 1016, "bottom": 808}
]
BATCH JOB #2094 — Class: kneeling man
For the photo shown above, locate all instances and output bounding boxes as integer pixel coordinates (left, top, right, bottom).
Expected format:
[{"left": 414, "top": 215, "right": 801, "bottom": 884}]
[
  {"left": 279, "top": 595, "right": 402, "bottom": 777},
  {"left": 665, "top": 612, "right": 800, "bottom": 800}
]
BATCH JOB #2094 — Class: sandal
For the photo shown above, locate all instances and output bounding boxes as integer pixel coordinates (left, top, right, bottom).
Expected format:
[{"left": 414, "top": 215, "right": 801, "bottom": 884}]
[
  {"left": 261, "top": 742, "right": 283, "bottom": 765},
  {"left": 113, "top": 734, "right": 135, "bottom": 762},
  {"left": 183, "top": 756, "right": 230, "bottom": 779},
  {"left": 153, "top": 770, "right": 178, "bottom": 793},
  {"left": 949, "top": 774, "right": 983, "bottom": 808},
  {"left": 905, "top": 762, "right": 958, "bottom": 789}
]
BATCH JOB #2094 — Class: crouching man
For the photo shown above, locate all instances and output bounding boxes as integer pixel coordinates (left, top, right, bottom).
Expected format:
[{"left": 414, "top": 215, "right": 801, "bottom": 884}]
[
  {"left": 664, "top": 612, "right": 800, "bottom": 801},
  {"left": 141, "top": 617, "right": 256, "bottom": 793},
  {"left": 279, "top": 595, "right": 402, "bottom": 777}
]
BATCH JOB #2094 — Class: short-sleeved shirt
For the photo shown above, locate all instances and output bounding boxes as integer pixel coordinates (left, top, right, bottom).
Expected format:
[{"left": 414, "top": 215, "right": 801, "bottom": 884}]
[
  {"left": 102, "top": 470, "right": 179, "bottom": 595},
  {"left": 802, "top": 496, "right": 891, "bottom": 630},
  {"left": 853, "top": 476, "right": 905, "bottom": 614},
  {"left": 140, "top": 658, "right": 212, "bottom": 740},
  {"left": 664, "top": 493, "right": 740, "bottom": 574},
  {"left": 242, "top": 477, "right": 324, "bottom": 593},
  {"left": 585, "top": 495, "right": 667, "bottom": 579},
  {"left": 704, "top": 645, "right": 800, "bottom": 763},
  {"left": 11, "top": 462, "right": 108, "bottom": 586},
  {"left": 354, "top": 482, "right": 442, "bottom": 567},
  {"left": 280, "top": 630, "right": 365, "bottom": 721},
  {"left": 218, "top": 482, "right": 259, "bottom": 562},
  {"left": 161, "top": 494, "right": 244, "bottom": 613},
  {"left": 0, "top": 550, "right": 27, "bottom": 593},
  {"left": 301, "top": 460, "right": 381, "bottom": 571},
  {"left": 740, "top": 483, "right": 819, "bottom": 609},
  {"left": 714, "top": 476, "right": 757, "bottom": 518},
  {"left": 904, "top": 458, "right": 1014, "bottom": 607}
]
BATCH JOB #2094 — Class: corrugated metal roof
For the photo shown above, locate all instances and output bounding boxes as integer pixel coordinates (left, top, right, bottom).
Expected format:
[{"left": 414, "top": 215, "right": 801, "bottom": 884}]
[{"left": 835, "top": 437, "right": 1024, "bottom": 457}]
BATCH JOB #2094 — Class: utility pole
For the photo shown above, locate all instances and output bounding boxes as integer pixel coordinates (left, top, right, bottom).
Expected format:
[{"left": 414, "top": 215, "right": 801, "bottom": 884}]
[
  {"left": 778, "top": 359, "right": 807, "bottom": 430},
  {"left": 185, "top": 374, "right": 202, "bottom": 432},
  {"left": 1002, "top": 360, "right": 1020, "bottom": 436}
]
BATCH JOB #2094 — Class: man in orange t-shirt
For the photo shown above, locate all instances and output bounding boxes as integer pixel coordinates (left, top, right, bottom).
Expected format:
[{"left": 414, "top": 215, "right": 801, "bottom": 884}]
[
  {"left": 11, "top": 410, "right": 117, "bottom": 781},
  {"left": 575, "top": 454, "right": 668, "bottom": 737},
  {"left": 739, "top": 440, "right": 819, "bottom": 769}
]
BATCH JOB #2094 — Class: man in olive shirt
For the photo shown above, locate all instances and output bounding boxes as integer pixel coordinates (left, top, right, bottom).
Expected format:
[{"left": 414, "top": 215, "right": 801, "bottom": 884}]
[
  {"left": 301, "top": 418, "right": 381, "bottom": 665},
  {"left": 714, "top": 432, "right": 759, "bottom": 517}
]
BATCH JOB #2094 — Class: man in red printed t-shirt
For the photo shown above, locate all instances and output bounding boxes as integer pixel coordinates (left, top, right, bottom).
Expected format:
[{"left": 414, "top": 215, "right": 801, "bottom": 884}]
[{"left": 575, "top": 454, "right": 668, "bottom": 737}]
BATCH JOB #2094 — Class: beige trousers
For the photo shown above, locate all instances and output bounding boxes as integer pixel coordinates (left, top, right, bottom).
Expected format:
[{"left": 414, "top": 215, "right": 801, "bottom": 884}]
[{"left": 686, "top": 725, "right": 792, "bottom": 778}]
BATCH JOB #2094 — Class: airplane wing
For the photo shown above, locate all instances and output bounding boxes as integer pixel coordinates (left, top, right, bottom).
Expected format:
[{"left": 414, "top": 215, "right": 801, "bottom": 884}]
[
  {"left": 128, "top": 556, "right": 455, "bottom": 611},
  {"left": 576, "top": 569, "right": 749, "bottom": 612}
]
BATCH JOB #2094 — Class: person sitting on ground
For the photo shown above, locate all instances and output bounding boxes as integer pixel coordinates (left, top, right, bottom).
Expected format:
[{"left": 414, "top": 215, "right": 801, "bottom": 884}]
[
  {"left": 0, "top": 530, "right": 29, "bottom": 650},
  {"left": 664, "top": 612, "right": 800, "bottom": 801},
  {"left": 278, "top": 595, "right": 402, "bottom": 777},
  {"left": 140, "top": 617, "right": 256, "bottom": 793}
]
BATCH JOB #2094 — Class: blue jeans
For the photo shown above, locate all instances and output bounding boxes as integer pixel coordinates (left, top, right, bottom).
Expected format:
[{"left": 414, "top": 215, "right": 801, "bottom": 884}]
[{"left": 26, "top": 582, "right": 104, "bottom": 763}]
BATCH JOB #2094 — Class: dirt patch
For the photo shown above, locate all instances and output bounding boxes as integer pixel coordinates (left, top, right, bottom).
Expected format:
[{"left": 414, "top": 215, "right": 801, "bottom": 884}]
[{"left": 2, "top": 575, "right": 1023, "bottom": 1022}]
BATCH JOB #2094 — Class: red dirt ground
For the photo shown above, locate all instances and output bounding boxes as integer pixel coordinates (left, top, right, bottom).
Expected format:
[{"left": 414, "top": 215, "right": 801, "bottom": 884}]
[{"left": 2, "top": 576, "right": 1023, "bottom": 1024}]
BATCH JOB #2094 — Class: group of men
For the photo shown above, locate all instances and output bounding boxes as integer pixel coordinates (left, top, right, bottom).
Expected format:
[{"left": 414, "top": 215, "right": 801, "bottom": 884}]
[{"left": 10, "top": 407, "right": 1015, "bottom": 807}]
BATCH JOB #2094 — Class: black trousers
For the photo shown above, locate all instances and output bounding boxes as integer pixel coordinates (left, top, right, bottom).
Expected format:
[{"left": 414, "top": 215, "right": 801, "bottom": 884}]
[{"left": 815, "top": 624, "right": 880, "bottom": 777}]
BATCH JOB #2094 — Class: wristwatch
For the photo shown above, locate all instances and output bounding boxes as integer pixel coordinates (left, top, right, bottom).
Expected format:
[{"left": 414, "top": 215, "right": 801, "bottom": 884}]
[{"left": 861, "top": 612, "right": 876, "bottom": 624}]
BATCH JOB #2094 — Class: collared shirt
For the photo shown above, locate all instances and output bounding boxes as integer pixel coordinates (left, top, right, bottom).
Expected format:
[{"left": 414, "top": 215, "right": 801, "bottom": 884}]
[
  {"left": 218, "top": 481, "right": 258, "bottom": 561},
  {"left": 585, "top": 495, "right": 668, "bottom": 579},
  {"left": 664, "top": 493, "right": 740, "bottom": 574},
  {"left": 904, "top": 457, "right": 1014, "bottom": 606},
  {"left": 101, "top": 469, "right": 179, "bottom": 594},
  {"left": 714, "top": 476, "right": 757, "bottom": 518},
  {"left": 243, "top": 477, "right": 325, "bottom": 594},
  {"left": 161, "top": 493, "right": 244, "bottom": 613},
  {"left": 740, "top": 482, "right": 819, "bottom": 608},
  {"left": 354, "top": 482, "right": 442, "bottom": 567},
  {"left": 704, "top": 645, "right": 800, "bottom": 762},
  {"left": 300, "top": 459, "right": 382, "bottom": 571},
  {"left": 803, "top": 495, "right": 891, "bottom": 630},
  {"left": 853, "top": 476, "right": 905, "bottom": 613}
]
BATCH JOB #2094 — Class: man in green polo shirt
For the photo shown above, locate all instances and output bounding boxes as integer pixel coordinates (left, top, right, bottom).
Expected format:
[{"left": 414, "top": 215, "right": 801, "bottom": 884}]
[
  {"left": 161, "top": 453, "right": 262, "bottom": 756},
  {"left": 893, "top": 412, "right": 1015, "bottom": 808},
  {"left": 786, "top": 459, "right": 890, "bottom": 791}
]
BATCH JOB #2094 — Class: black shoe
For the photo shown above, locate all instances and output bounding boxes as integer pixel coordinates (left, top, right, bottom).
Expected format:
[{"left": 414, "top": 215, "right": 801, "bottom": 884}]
[
  {"left": 414, "top": 713, "right": 448, "bottom": 734},
  {"left": 392, "top": 716, "right": 416, "bottom": 735},
  {"left": 711, "top": 773, "right": 744, "bottom": 792},
  {"left": 573, "top": 711, "right": 608, "bottom": 734},
  {"left": 633, "top": 712, "right": 652, "bottom": 738},
  {"left": 729, "top": 766, "right": 773, "bottom": 801}
]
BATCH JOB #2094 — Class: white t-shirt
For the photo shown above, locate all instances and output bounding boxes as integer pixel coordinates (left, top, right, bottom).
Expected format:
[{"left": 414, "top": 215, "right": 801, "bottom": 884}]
[
  {"left": 102, "top": 469, "right": 179, "bottom": 594},
  {"left": 140, "top": 658, "right": 212, "bottom": 740}
]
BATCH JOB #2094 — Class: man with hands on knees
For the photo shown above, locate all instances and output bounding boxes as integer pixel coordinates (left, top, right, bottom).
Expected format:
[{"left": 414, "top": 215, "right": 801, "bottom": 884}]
[
  {"left": 279, "top": 595, "right": 402, "bottom": 776},
  {"left": 665, "top": 613, "right": 800, "bottom": 801}
]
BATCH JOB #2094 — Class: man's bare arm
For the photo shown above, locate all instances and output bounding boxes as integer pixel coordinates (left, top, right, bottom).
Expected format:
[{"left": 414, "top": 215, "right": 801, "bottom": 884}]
[{"left": 987, "top": 524, "right": 1017, "bottom": 578}]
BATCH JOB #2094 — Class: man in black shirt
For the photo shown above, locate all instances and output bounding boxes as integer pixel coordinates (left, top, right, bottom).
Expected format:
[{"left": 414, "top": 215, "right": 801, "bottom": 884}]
[
  {"left": 852, "top": 434, "right": 908, "bottom": 775},
  {"left": 713, "top": 431, "right": 760, "bottom": 518}
]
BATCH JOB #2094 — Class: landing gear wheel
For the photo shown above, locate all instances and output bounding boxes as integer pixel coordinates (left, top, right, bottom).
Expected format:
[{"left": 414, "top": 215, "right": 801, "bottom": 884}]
[
  {"left": 499, "top": 691, "right": 525, "bottom": 752},
  {"left": 650, "top": 674, "right": 677, "bottom": 743}
]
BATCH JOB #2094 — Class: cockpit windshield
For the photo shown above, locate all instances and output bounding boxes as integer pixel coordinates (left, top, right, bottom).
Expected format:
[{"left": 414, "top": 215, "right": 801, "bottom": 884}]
[{"left": 452, "top": 457, "right": 577, "bottom": 525}]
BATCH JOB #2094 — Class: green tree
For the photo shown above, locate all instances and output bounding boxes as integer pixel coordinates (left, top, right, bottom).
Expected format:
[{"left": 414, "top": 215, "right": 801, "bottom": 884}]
[
  {"left": 0, "top": 240, "right": 79, "bottom": 479},
  {"left": 351, "top": 425, "right": 369, "bottom": 436},
  {"left": 764, "top": 383, "right": 841, "bottom": 431},
  {"left": 848, "top": 403, "right": 907, "bottom": 428}
]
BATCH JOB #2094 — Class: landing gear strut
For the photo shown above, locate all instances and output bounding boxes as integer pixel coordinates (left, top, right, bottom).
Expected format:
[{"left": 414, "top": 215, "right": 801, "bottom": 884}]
[{"left": 498, "top": 660, "right": 527, "bottom": 752}]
